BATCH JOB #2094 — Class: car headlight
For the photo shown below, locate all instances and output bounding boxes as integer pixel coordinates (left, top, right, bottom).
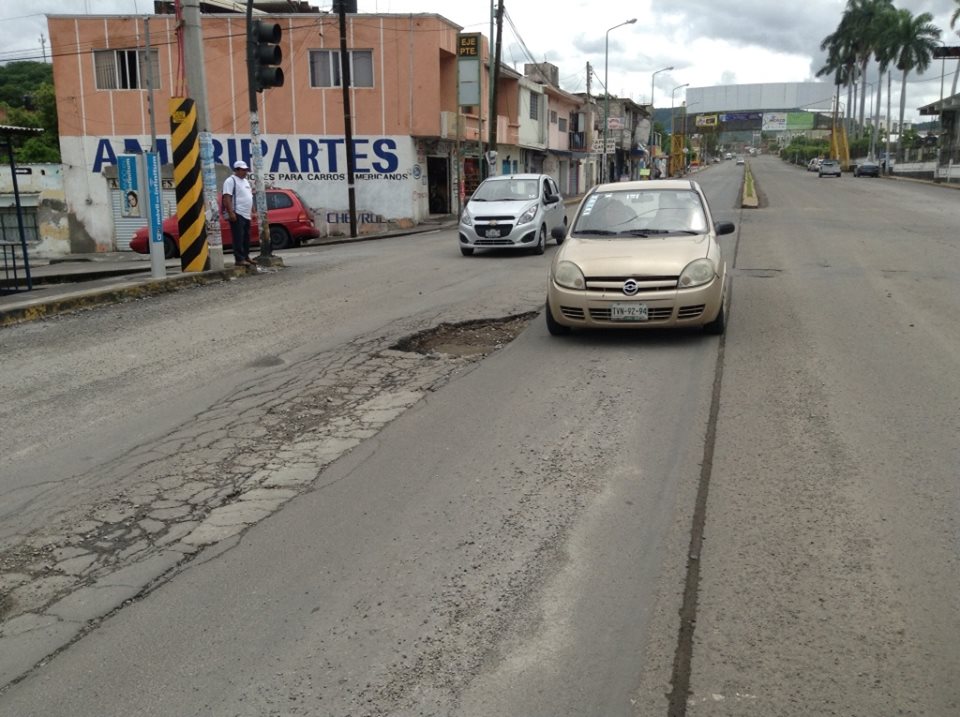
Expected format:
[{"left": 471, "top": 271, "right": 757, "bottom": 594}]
[
  {"left": 553, "top": 261, "right": 585, "bottom": 290},
  {"left": 517, "top": 203, "right": 538, "bottom": 225},
  {"left": 679, "top": 258, "right": 716, "bottom": 288},
  {"left": 460, "top": 211, "right": 473, "bottom": 227}
]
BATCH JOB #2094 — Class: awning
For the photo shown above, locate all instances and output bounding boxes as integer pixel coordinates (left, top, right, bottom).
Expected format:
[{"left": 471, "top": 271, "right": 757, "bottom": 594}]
[{"left": 919, "top": 92, "right": 960, "bottom": 116}]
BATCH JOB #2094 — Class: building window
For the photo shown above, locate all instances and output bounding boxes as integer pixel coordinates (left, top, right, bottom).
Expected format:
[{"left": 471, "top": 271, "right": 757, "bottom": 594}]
[
  {"left": 550, "top": 110, "right": 557, "bottom": 124},
  {"left": 558, "top": 117, "right": 567, "bottom": 132},
  {"left": 94, "top": 49, "right": 160, "bottom": 90},
  {"left": 309, "top": 49, "right": 374, "bottom": 88},
  {"left": 529, "top": 92, "right": 539, "bottom": 120}
]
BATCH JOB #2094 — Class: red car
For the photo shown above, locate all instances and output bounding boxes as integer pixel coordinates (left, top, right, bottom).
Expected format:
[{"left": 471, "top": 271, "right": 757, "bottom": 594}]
[{"left": 130, "top": 188, "right": 319, "bottom": 258}]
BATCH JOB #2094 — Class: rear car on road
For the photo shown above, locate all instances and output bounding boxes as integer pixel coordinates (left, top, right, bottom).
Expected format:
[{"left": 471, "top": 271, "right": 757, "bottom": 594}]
[
  {"left": 129, "top": 188, "right": 319, "bottom": 258},
  {"left": 807, "top": 158, "right": 822, "bottom": 172},
  {"left": 853, "top": 160, "right": 880, "bottom": 177},
  {"left": 458, "top": 174, "right": 566, "bottom": 256},
  {"left": 545, "top": 179, "right": 734, "bottom": 336},
  {"left": 818, "top": 159, "right": 842, "bottom": 177}
]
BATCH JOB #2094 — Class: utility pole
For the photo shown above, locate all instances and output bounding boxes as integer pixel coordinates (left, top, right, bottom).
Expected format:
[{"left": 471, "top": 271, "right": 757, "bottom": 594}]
[
  {"left": 182, "top": 0, "right": 224, "bottom": 270},
  {"left": 39, "top": 35, "right": 47, "bottom": 63},
  {"left": 335, "top": 0, "right": 358, "bottom": 238},
  {"left": 143, "top": 17, "right": 165, "bottom": 279},
  {"left": 486, "top": 1, "right": 504, "bottom": 174}
]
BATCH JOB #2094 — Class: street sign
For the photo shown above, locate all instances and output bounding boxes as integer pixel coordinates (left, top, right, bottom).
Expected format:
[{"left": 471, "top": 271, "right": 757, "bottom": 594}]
[
  {"left": 605, "top": 139, "right": 617, "bottom": 152},
  {"left": 607, "top": 117, "right": 623, "bottom": 130},
  {"left": 933, "top": 46, "right": 960, "bottom": 59}
]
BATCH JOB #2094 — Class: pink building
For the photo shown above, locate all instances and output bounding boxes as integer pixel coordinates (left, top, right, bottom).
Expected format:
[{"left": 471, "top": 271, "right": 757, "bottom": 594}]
[{"left": 47, "top": 7, "right": 601, "bottom": 253}]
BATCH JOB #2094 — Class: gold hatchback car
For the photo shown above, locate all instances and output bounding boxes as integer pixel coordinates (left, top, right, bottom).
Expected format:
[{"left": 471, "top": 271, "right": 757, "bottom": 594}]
[{"left": 545, "top": 179, "right": 734, "bottom": 336}]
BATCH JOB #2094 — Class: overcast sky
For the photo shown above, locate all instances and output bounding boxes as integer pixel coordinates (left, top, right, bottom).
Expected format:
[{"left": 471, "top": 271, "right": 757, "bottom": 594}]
[{"left": 4, "top": 0, "right": 959, "bottom": 122}]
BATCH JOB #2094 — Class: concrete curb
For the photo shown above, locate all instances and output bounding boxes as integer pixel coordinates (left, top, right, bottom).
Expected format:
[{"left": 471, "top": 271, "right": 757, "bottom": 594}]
[
  {"left": 741, "top": 161, "right": 759, "bottom": 208},
  {"left": 0, "top": 266, "right": 249, "bottom": 328}
]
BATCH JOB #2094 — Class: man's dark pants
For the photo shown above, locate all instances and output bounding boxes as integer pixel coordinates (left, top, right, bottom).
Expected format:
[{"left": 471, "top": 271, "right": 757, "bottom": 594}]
[{"left": 230, "top": 215, "right": 251, "bottom": 263}]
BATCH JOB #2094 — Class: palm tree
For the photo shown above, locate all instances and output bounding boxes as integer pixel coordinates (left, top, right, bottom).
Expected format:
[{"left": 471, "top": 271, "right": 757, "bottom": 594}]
[
  {"left": 843, "top": 0, "right": 895, "bottom": 139},
  {"left": 818, "top": 27, "right": 858, "bottom": 138},
  {"left": 951, "top": 0, "right": 960, "bottom": 95},
  {"left": 888, "top": 9, "right": 940, "bottom": 160},
  {"left": 869, "top": 6, "right": 900, "bottom": 160}
]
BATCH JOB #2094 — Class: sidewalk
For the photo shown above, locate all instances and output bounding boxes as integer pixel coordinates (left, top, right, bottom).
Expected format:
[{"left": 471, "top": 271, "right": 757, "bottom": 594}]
[{"left": 1, "top": 216, "right": 459, "bottom": 328}]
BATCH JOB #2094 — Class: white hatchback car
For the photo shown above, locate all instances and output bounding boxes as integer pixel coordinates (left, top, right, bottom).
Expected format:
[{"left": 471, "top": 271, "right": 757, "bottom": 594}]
[{"left": 458, "top": 174, "right": 566, "bottom": 256}]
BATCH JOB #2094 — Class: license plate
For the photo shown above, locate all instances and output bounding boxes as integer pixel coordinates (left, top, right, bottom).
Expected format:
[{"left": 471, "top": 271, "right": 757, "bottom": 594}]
[
  {"left": 610, "top": 302, "right": 648, "bottom": 321},
  {"left": 484, "top": 228, "right": 501, "bottom": 238}
]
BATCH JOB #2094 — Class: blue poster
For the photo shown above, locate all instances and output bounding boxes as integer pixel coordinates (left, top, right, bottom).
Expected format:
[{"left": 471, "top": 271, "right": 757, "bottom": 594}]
[
  {"left": 145, "top": 152, "right": 163, "bottom": 245},
  {"left": 118, "top": 155, "right": 140, "bottom": 217}
]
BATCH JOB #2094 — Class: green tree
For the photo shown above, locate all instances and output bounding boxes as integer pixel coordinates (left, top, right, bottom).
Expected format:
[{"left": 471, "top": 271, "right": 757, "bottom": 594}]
[{"left": 0, "top": 61, "right": 53, "bottom": 108}]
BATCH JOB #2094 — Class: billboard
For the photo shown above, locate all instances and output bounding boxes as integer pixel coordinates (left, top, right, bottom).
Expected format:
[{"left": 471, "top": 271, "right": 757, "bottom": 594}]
[
  {"left": 762, "top": 112, "right": 815, "bottom": 131},
  {"left": 696, "top": 114, "right": 718, "bottom": 127}
]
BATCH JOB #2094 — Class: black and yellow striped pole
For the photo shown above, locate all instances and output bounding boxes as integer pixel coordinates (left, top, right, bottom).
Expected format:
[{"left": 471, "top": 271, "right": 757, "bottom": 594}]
[{"left": 169, "top": 97, "right": 209, "bottom": 272}]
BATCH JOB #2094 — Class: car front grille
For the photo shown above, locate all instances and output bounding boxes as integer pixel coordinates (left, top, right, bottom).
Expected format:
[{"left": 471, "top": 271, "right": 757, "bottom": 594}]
[
  {"left": 560, "top": 306, "right": 585, "bottom": 320},
  {"left": 585, "top": 276, "right": 678, "bottom": 292},
  {"left": 677, "top": 304, "right": 705, "bottom": 319},
  {"left": 475, "top": 238, "right": 515, "bottom": 246}
]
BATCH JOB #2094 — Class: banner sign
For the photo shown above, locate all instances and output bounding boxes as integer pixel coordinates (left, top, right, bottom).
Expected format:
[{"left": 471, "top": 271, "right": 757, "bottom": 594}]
[
  {"left": 695, "top": 114, "right": 718, "bottom": 127},
  {"left": 117, "top": 155, "right": 140, "bottom": 217},
  {"left": 762, "top": 112, "right": 815, "bottom": 131},
  {"left": 458, "top": 33, "right": 481, "bottom": 106},
  {"left": 720, "top": 112, "right": 762, "bottom": 122}
]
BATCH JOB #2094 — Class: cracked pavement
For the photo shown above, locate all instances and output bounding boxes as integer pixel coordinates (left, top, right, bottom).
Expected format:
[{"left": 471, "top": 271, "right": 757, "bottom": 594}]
[{"left": 0, "top": 324, "right": 519, "bottom": 686}]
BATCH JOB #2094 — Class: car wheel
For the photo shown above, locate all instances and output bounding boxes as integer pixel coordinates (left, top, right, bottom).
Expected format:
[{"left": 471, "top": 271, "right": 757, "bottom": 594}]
[
  {"left": 460, "top": 246, "right": 474, "bottom": 256},
  {"left": 545, "top": 300, "right": 570, "bottom": 336},
  {"left": 163, "top": 234, "right": 178, "bottom": 259},
  {"left": 703, "top": 301, "right": 726, "bottom": 335},
  {"left": 555, "top": 216, "right": 568, "bottom": 245},
  {"left": 533, "top": 226, "right": 546, "bottom": 255},
  {"left": 269, "top": 225, "right": 292, "bottom": 250}
]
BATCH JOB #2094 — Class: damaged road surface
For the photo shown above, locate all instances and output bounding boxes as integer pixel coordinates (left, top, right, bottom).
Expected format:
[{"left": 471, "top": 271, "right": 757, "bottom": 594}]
[{"left": 5, "top": 163, "right": 959, "bottom": 717}]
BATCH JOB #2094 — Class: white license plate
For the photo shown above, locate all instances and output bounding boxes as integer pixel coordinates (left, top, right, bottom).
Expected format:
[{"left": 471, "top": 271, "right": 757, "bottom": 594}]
[
  {"left": 485, "top": 228, "right": 501, "bottom": 238},
  {"left": 610, "top": 302, "right": 648, "bottom": 321}
]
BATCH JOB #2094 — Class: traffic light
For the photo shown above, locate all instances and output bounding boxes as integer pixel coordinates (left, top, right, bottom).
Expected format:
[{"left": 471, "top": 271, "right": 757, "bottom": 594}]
[{"left": 252, "top": 20, "right": 284, "bottom": 92}]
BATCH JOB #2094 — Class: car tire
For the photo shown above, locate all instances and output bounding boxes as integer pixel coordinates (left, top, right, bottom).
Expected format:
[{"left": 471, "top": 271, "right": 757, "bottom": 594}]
[
  {"left": 460, "top": 246, "right": 474, "bottom": 256},
  {"left": 545, "top": 300, "right": 570, "bottom": 336},
  {"left": 163, "top": 234, "right": 178, "bottom": 259},
  {"left": 269, "top": 225, "right": 292, "bottom": 250},
  {"left": 555, "top": 217, "right": 568, "bottom": 245},
  {"left": 533, "top": 226, "right": 546, "bottom": 255},
  {"left": 703, "top": 301, "right": 726, "bottom": 335}
]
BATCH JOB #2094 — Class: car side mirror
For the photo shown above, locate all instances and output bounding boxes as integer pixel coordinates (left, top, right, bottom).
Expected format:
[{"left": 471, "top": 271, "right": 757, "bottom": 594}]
[
  {"left": 551, "top": 226, "right": 566, "bottom": 240},
  {"left": 714, "top": 221, "right": 735, "bottom": 236},
  {"left": 545, "top": 193, "right": 560, "bottom": 204}
]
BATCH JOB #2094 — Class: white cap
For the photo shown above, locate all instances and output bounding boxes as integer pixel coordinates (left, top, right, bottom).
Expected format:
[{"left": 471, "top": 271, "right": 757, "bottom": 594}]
[{"left": 233, "top": 160, "right": 249, "bottom": 170}]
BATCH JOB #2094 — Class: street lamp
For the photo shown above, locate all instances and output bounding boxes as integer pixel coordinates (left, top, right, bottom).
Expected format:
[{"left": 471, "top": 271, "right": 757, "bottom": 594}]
[
  {"left": 669, "top": 83, "right": 689, "bottom": 173},
  {"left": 602, "top": 17, "right": 637, "bottom": 184},
  {"left": 648, "top": 65, "right": 673, "bottom": 150}
]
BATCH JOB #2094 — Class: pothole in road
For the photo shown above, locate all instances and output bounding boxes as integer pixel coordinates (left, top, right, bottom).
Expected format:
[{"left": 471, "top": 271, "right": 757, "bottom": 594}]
[{"left": 392, "top": 312, "right": 538, "bottom": 357}]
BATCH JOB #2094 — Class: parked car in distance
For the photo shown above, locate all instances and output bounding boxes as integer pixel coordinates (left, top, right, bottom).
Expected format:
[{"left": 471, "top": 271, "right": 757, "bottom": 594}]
[
  {"left": 807, "top": 158, "right": 822, "bottom": 172},
  {"left": 853, "top": 160, "right": 880, "bottom": 177},
  {"left": 736, "top": 156, "right": 745, "bottom": 165},
  {"left": 129, "top": 188, "right": 319, "bottom": 258},
  {"left": 458, "top": 173, "right": 566, "bottom": 256},
  {"left": 545, "top": 179, "right": 734, "bottom": 336},
  {"left": 724, "top": 152, "right": 733, "bottom": 160},
  {"left": 819, "top": 159, "right": 842, "bottom": 178}
]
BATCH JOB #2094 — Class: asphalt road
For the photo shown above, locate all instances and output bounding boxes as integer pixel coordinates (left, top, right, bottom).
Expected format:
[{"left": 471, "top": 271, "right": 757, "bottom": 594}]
[{"left": 1, "top": 157, "right": 958, "bottom": 715}]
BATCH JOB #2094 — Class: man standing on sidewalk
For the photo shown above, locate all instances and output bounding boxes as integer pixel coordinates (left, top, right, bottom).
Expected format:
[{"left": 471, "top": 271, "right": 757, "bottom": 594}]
[{"left": 222, "top": 160, "right": 255, "bottom": 267}]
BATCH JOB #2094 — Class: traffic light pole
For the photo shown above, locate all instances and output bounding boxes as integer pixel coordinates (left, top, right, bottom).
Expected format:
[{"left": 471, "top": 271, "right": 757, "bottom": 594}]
[
  {"left": 246, "top": 0, "right": 282, "bottom": 265},
  {"left": 336, "top": 0, "right": 358, "bottom": 238}
]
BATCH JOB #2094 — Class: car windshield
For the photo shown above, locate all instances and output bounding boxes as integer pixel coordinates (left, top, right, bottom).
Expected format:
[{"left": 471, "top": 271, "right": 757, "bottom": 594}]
[
  {"left": 572, "top": 189, "right": 708, "bottom": 236},
  {"left": 471, "top": 179, "right": 540, "bottom": 202}
]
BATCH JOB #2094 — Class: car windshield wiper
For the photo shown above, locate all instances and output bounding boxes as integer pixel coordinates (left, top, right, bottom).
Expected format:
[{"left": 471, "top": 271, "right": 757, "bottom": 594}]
[
  {"left": 574, "top": 229, "right": 620, "bottom": 235},
  {"left": 622, "top": 229, "right": 667, "bottom": 236},
  {"left": 642, "top": 229, "right": 701, "bottom": 235}
]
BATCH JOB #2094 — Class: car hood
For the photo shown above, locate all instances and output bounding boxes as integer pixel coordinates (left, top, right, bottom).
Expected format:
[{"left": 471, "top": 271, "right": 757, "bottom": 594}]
[
  {"left": 558, "top": 234, "right": 712, "bottom": 275},
  {"left": 465, "top": 199, "right": 537, "bottom": 218}
]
